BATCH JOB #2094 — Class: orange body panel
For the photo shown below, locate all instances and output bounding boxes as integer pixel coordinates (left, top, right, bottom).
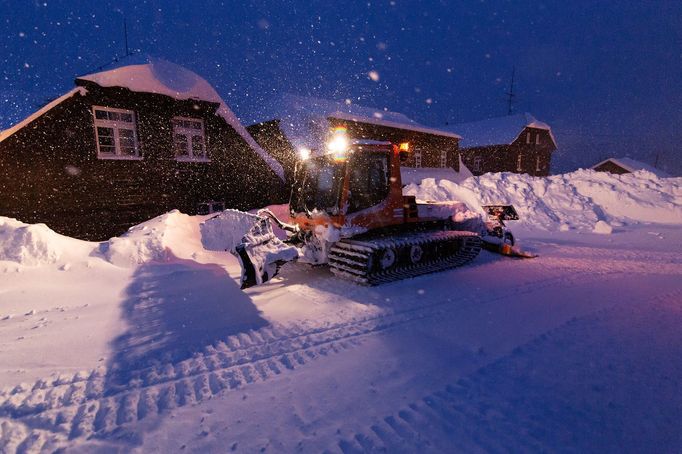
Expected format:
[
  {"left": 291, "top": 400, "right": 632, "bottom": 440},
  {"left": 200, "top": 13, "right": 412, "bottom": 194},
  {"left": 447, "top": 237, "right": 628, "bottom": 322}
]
[{"left": 289, "top": 143, "right": 443, "bottom": 236}]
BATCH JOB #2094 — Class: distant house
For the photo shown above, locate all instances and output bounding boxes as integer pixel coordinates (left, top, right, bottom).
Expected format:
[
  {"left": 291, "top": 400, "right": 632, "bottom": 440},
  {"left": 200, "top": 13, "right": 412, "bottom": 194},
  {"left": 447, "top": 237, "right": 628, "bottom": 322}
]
[
  {"left": 0, "top": 58, "right": 285, "bottom": 240},
  {"left": 446, "top": 113, "right": 557, "bottom": 176},
  {"left": 247, "top": 94, "right": 465, "bottom": 186},
  {"left": 591, "top": 157, "right": 670, "bottom": 178}
]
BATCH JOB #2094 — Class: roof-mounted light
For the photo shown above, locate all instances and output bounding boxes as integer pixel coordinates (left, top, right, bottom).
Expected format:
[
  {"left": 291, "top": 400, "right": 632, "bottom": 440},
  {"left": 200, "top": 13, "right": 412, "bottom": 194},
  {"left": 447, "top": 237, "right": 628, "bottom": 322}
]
[
  {"left": 298, "top": 147, "right": 311, "bottom": 161},
  {"left": 327, "top": 126, "right": 350, "bottom": 161}
]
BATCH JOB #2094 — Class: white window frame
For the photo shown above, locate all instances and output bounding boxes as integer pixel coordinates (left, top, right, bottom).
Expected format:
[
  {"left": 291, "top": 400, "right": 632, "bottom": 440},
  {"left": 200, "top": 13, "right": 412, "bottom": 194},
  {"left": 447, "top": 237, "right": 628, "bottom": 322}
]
[
  {"left": 526, "top": 132, "right": 531, "bottom": 144},
  {"left": 440, "top": 150, "right": 448, "bottom": 168},
  {"left": 517, "top": 153, "right": 523, "bottom": 172},
  {"left": 414, "top": 149, "right": 422, "bottom": 168},
  {"left": 473, "top": 156, "right": 482, "bottom": 172},
  {"left": 536, "top": 156, "right": 541, "bottom": 172},
  {"left": 535, "top": 133, "right": 541, "bottom": 145},
  {"left": 92, "top": 106, "right": 141, "bottom": 160},
  {"left": 172, "top": 116, "right": 208, "bottom": 162}
]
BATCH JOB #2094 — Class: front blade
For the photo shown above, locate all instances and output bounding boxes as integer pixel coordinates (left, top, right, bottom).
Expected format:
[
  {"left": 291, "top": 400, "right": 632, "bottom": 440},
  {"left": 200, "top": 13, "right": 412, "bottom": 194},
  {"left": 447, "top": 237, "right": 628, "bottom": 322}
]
[{"left": 201, "top": 210, "right": 299, "bottom": 288}]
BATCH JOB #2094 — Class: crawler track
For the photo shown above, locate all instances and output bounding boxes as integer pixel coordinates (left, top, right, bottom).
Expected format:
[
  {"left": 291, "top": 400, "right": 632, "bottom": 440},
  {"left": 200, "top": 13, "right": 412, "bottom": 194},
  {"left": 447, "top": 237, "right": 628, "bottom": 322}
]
[{"left": 328, "top": 230, "right": 482, "bottom": 284}]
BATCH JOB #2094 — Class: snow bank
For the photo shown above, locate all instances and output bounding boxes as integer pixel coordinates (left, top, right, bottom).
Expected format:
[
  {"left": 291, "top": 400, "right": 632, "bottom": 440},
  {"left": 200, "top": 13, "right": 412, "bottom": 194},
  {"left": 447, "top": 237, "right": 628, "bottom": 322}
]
[
  {"left": 104, "top": 210, "right": 204, "bottom": 266},
  {"left": 404, "top": 169, "right": 682, "bottom": 231},
  {"left": 0, "top": 218, "right": 93, "bottom": 266}
]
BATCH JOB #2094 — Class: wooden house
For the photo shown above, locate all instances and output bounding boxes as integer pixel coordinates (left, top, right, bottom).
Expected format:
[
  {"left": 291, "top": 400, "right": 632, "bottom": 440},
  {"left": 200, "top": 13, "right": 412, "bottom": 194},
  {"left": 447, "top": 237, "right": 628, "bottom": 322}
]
[
  {"left": 591, "top": 157, "right": 670, "bottom": 178},
  {"left": 0, "top": 59, "right": 285, "bottom": 240},
  {"left": 446, "top": 113, "right": 557, "bottom": 176},
  {"left": 247, "top": 94, "right": 466, "bottom": 186}
]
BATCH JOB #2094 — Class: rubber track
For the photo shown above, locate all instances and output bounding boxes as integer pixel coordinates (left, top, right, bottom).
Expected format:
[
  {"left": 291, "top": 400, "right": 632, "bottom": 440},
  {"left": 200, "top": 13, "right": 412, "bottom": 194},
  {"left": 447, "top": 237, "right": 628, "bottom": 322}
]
[{"left": 328, "top": 230, "right": 482, "bottom": 285}]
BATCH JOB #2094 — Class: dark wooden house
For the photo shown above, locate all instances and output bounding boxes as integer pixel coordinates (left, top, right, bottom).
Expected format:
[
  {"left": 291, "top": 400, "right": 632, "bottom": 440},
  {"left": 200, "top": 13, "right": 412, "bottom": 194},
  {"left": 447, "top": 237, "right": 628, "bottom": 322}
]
[
  {"left": 0, "top": 59, "right": 285, "bottom": 240},
  {"left": 446, "top": 113, "right": 557, "bottom": 176},
  {"left": 247, "top": 94, "right": 465, "bottom": 186},
  {"left": 591, "top": 157, "right": 670, "bottom": 178}
]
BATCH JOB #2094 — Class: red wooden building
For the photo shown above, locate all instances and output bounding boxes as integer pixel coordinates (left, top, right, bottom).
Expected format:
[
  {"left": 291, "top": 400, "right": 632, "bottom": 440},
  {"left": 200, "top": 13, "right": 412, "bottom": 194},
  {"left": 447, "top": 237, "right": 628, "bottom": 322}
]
[
  {"left": 446, "top": 113, "right": 557, "bottom": 176},
  {"left": 247, "top": 94, "right": 466, "bottom": 186},
  {"left": 0, "top": 59, "right": 285, "bottom": 240},
  {"left": 591, "top": 157, "right": 670, "bottom": 178}
]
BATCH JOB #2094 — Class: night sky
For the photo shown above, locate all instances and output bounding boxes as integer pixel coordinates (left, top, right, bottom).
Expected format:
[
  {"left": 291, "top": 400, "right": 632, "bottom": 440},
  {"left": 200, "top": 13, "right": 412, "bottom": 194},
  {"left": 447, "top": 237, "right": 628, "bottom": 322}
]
[{"left": 2, "top": 1, "right": 681, "bottom": 174}]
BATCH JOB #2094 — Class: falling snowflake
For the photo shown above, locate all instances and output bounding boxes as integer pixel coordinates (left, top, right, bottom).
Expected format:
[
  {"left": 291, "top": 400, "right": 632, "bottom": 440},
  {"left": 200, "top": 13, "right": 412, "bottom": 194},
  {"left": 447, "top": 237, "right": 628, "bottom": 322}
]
[{"left": 368, "top": 70, "right": 380, "bottom": 82}]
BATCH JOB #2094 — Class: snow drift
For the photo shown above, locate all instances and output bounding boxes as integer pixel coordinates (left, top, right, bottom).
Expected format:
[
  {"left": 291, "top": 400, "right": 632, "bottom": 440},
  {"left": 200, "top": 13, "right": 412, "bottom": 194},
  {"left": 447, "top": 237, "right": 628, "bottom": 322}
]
[
  {"left": 0, "top": 218, "right": 93, "bottom": 266},
  {"left": 404, "top": 169, "right": 682, "bottom": 231}
]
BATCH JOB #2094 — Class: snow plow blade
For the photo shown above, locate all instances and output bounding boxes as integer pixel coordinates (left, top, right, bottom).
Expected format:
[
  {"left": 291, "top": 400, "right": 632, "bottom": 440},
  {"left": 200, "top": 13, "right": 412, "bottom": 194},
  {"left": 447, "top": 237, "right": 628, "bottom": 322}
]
[
  {"left": 481, "top": 239, "right": 538, "bottom": 259},
  {"left": 200, "top": 210, "right": 299, "bottom": 288}
]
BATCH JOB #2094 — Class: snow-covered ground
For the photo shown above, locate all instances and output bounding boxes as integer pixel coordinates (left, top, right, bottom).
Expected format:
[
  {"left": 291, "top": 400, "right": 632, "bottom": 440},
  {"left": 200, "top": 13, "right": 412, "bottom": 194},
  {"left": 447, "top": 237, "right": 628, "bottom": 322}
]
[{"left": 1, "top": 171, "right": 681, "bottom": 453}]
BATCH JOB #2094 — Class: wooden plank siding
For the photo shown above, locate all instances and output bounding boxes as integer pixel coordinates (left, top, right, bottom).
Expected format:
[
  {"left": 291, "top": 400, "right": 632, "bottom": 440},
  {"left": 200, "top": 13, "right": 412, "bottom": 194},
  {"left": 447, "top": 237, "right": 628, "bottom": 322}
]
[
  {"left": 248, "top": 116, "right": 460, "bottom": 188},
  {"left": 0, "top": 81, "right": 286, "bottom": 240},
  {"left": 459, "top": 127, "right": 554, "bottom": 177}
]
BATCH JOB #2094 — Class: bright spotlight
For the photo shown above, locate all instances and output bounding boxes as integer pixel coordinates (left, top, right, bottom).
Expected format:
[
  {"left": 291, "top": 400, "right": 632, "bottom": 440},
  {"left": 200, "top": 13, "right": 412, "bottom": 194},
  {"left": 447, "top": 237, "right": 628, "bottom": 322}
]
[{"left": 298, "top": 147, "right": 311, "bottom": 161}]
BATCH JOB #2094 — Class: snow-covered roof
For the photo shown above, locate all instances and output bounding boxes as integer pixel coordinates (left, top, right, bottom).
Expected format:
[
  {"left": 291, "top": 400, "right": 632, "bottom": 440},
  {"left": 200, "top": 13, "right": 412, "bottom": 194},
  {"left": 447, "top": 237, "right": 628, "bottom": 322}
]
[
  {"left": 254, "top": 93, "right": 460, "bottom": 152},
  {"left": 76, "top": 59, "right": 284, "bottom": 180},
  {"left": 1, "top": 58, "right": 284, "bottom": 181},
  {"left": 592, "top": 157, "right": 670, "bottom": 178},
  {"left": 446, "top": 113, "right": 556, "bottom": 149},
  {"left": 0, "top": 87, "right": 87, "bottom": 143}
]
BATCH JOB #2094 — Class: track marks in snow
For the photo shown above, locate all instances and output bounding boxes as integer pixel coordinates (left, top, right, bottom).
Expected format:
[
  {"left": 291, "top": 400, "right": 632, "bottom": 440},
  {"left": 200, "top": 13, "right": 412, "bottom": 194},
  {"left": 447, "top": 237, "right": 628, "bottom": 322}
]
[
  {"left": 0, "top": 269, "right": 616, "bottom": 451},
  {"left": 334, "top": 289, "right": 682, "bottom": 453}
]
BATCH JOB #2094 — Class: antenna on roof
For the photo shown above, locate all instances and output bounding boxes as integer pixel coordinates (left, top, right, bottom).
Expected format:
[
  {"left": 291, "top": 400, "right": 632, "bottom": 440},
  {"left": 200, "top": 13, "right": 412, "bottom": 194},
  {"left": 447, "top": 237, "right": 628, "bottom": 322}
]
[
  {"left": 506, "top": 66, "right": 516, "bottom": 115},
  {"left": 76, "top": 12, "right": 138, "bottom": 77},
  {"left": 123, "top": 14, "right": 130, "bottom": 57}
]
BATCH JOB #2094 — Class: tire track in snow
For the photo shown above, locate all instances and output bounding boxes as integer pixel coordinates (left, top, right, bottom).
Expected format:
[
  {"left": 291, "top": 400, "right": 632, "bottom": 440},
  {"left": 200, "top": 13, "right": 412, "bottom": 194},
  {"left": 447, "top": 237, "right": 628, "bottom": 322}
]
[
  {"left": 0, "top": 269, "right": 647, "bottom": 451},
  {"left": 333, "top": 288, "right": 682, "bottom": 454}
]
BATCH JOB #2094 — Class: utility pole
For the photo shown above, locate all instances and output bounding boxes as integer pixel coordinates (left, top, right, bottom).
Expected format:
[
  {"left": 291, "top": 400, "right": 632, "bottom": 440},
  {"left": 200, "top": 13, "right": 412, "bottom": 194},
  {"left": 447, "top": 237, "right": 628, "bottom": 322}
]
[{"left": 506, "top": 67, "right": 516, "bottom": 115}]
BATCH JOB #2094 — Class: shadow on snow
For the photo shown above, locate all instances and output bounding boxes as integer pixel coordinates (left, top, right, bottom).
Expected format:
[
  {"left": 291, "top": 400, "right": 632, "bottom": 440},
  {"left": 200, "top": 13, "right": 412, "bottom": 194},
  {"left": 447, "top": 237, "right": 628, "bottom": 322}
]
[{"left": 104, "top": 255, "right": 268, "bottom": 390}]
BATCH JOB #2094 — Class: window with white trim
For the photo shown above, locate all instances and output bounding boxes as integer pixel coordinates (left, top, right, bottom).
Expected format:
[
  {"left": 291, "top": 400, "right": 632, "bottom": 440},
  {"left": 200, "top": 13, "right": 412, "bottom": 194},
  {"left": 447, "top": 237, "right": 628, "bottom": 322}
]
[
  {"left": 414, "top": 149, "right": 422, "bottom": 168},
  {"left": 517, "top": 153, "right": 523, "bottom": 171},
  {"left": 526, "top": 132, "right": 531, "bottom": 144},
  {"left": 473, "top": 156, "right": 482, "bottom": 172},
  {"left": 536, "top": 156, "right": 541, "bottom": 172},
  {"left": 172, "top": 117, "right": 207, "bottom": 161},
  {"left": 440, "top": 150, "right": 448, "bottom": 168},
  {"left": 93, "top": 106, "right": 140, "bottom": 158},
  {"left": 535, "top": 133, "right": 541, "bottom": 145}
]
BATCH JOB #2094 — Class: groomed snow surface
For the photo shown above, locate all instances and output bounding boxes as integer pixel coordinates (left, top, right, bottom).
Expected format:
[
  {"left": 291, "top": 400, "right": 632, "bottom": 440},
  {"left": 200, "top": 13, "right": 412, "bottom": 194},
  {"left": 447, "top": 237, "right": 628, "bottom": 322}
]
[{"left": 1, "top": 170, "right": 681, "bottom": 452}]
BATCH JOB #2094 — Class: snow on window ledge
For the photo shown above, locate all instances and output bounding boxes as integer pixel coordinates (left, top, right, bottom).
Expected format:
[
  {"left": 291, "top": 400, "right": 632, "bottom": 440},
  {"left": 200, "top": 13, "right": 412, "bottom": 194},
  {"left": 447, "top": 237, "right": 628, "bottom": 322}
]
[{"left": 97, "top": 154, "right": 144, "bottom": 161}]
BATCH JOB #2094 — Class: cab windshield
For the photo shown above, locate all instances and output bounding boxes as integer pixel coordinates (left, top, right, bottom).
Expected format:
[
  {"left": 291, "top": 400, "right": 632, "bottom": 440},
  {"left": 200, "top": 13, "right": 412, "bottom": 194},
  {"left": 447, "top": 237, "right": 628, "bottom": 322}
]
[{"left": 290, "top": 156, "right": 346, "bottom": 215}]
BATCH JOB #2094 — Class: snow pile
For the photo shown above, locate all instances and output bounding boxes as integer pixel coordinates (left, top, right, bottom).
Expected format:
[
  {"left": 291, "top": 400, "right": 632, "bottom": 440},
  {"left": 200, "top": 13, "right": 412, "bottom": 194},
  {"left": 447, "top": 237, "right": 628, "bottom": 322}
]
[
  {"left": 0, "top": 218, "right": 93, "bottom": 266},
  {"left": 404, "top": 169, "right": 682, "bottom": 231},
  {"left": 105, "top": 210, "right": 204, "bottom": 266}
]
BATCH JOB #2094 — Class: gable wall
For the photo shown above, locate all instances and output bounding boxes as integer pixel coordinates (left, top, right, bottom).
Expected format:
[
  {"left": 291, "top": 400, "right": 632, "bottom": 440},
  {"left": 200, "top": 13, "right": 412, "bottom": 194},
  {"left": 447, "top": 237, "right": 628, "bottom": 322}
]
[
  {"left": 329, "top": 118, "right": 460, "bottom": 172},
  {"left": 593, "top": 161, "right": 630, "bottom": 175},
  {"left": 0, "top": 84, "right": 285, "bottom": 240},
  {"left": 460, "top": 127, "right": 555, "bottom": 176}
]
